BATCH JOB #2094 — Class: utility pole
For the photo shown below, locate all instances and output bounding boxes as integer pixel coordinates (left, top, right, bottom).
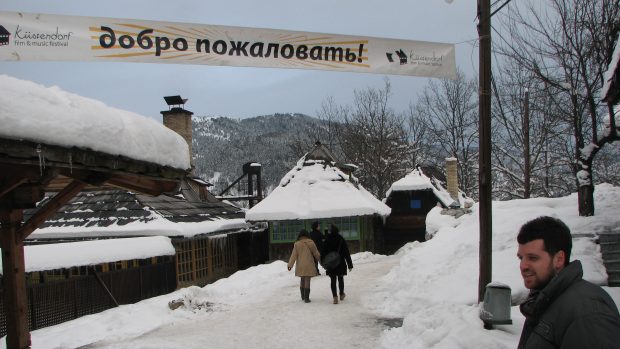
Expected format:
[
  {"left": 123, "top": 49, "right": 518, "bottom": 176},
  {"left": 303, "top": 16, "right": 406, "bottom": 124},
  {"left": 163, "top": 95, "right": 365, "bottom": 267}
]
[
  {"left": 523, "top": 88, "right": 531, "bottom": 198},
  {"left": 477, "top": 0, "right": 492, "bottom": 303}
]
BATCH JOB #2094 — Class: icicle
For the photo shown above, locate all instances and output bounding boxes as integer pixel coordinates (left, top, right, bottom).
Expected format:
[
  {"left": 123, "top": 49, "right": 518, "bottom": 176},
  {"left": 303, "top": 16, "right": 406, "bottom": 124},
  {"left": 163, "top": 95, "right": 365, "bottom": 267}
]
[
  {"left": 208, "top": 235, "right": 227, "bottom": 251},
  {"left": 36, "top": 144, "right": 45, "bottom": 176},
  {"left": 68, "top": 153, "right": 73, "bottom": 174}
]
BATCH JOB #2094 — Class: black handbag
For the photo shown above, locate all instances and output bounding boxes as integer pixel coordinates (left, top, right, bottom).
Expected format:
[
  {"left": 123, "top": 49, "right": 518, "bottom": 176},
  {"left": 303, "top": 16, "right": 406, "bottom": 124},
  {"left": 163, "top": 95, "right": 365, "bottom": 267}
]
[{"left": 322, "top": 239, "right": 342, "bottom": 270}]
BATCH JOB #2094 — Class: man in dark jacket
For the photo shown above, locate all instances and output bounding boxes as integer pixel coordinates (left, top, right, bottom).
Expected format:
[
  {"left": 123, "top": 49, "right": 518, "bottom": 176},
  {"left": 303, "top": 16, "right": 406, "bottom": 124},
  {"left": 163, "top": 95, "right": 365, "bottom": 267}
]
[
  {"left": 516, "top": 216, "right": 620, "bottom": 349},
  {"left": 309, "top": 221, "right": 324, "bottom": 275}
]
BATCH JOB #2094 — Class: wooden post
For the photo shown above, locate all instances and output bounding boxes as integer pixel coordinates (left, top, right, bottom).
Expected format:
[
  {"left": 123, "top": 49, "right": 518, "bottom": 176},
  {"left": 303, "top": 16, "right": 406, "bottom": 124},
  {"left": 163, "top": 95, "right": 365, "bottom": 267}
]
[
  {"left": 477, "top": 0, "right": 493, "bottom": 303},
  {"left": 248, "top": 173, "right": 255, "bottom": 208},
  {"left": 0, "top": 209, "right": 31, "bottom": 349},
  {"left": 207, "top": 239, "right": 214, "bottom": 280},
  {"left": 191, "top": 240, "right": 197, "bottom": 283}
]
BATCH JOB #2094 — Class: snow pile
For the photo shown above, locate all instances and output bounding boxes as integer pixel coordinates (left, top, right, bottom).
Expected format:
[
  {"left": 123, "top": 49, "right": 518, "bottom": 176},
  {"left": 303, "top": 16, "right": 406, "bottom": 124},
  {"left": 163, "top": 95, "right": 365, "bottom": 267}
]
[
  {"left": 0, "top": 74, "right": 190, "bottom": 170},
  {"left": 365, "top": 183, "right": 620, "bottom": 348},
  {"left": 424, "top": 206, "right": 459, "bottom": 238}
]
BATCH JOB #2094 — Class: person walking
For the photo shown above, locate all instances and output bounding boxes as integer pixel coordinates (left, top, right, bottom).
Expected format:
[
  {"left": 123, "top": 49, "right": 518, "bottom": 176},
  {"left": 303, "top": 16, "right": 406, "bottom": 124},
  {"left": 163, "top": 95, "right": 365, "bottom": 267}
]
[
  {"left": 309, "top": 221, "right": 324, "bottom": 275},
  {"left": 287, "top": 230, "right": 321, "bottom": 303},
  {"left": 516, "top": 216, "right": 620, "bottom": 348},
  {"left": 322, "top": 224, "right": 353, "bottom": 304}
]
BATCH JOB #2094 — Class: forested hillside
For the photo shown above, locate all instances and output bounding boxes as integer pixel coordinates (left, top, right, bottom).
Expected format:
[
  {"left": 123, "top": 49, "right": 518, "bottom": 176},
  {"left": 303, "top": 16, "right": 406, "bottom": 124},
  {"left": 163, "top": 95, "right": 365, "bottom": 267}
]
[{"left": 191, "top": 113, "right": 326, "bottom": 195}]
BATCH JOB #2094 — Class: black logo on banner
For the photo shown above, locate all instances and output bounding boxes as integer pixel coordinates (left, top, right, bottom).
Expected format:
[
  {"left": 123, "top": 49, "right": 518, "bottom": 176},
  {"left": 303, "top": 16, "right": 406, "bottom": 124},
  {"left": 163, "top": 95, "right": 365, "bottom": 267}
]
[
  {"left": 385, "top": 49, "right": 408, "bottom": 65},
  {"left": 0, "top": 26, "right": 10, "bottom": 46},
  {"left": 386, "top": 48, "right": 444, "bottom": 68}
]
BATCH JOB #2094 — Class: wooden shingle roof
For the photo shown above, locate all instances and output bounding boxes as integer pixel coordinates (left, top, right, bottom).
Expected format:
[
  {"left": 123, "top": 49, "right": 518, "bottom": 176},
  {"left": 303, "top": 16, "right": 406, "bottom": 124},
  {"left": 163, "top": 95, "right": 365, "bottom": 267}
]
[{"left": 25, "top": 189, "right": 244, "bottom": 230}]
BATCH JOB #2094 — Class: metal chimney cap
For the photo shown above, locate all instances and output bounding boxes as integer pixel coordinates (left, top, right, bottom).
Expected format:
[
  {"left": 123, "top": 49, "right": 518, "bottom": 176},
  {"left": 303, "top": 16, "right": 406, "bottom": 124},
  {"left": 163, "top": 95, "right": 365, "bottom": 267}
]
[{"left": 164, "top": 95, "right": 188, "bottom": 108}]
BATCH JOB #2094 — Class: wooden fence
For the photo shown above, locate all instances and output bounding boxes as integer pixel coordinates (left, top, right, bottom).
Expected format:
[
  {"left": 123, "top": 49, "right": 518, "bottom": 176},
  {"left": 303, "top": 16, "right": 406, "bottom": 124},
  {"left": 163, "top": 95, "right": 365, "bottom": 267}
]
[{"left": 0, "top": 260, "right": 176, "bottom": 337}]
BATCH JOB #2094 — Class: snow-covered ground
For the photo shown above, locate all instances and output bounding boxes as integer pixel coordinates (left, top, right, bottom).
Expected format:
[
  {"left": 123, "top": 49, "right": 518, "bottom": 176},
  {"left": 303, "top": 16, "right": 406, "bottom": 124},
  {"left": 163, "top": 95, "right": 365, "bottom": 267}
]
[{"left": 4, "top": 184, "right": 620, "bottom": 349}]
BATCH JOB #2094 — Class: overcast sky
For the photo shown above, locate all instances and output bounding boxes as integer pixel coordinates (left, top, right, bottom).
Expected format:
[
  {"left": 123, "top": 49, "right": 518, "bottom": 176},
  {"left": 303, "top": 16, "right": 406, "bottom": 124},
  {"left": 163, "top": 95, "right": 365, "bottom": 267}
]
[{"left": 0, "top": 0, "right": 479, "bottom": 120}]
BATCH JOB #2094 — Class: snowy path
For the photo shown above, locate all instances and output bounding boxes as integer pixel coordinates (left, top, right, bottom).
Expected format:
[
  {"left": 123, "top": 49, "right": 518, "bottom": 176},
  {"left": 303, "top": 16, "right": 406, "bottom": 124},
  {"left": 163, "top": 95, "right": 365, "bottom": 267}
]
[{"left": 77, "top": 253, "right": 400, "bottom": 349}]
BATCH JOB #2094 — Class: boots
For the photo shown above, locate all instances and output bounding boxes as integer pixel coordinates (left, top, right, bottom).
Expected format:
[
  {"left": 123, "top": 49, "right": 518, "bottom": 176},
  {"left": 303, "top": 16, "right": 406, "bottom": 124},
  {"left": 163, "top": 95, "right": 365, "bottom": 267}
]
[
  {"left": 300, "top": 287, "right": 304, "bottom": 300},
  {"left": 333, "top": 296, "right": 338, "bottom": 304},
  {"left": 340, "top": 292, "right": 346, "bottom": 301},
  {"left": 304, "top": 288, "right": 311, "bottom": 303}
]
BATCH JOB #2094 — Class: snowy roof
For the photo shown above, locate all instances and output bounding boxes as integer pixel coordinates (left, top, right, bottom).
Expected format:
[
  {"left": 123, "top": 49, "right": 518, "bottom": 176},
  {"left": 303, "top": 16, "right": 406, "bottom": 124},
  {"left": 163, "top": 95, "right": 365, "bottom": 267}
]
[
  {"left": 306, "top": 142, "right": 338, "bottom": 163},
  {"left": 602, "top": 37, "right": 620, "bottom": 103},
  {"left": 0, "top": 236, "right": 175, "bottom": 274},
  {"left": 25, "top": 190, "right": 252, "bottom": 239},
  {"left": 0, "top": 74, "right": 190, "bottom": 170},
  {"left": 245, "top": 158, "right": 391, "bottom": 221},
  {"left": 385, "top": 166, "right": 473, "bottom": 208}
]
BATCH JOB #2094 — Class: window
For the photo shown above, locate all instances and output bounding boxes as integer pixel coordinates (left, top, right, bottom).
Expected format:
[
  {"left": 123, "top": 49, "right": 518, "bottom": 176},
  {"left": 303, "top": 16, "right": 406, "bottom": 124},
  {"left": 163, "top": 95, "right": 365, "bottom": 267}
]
[
  {"left": 270, "top": 218, "right": 360, "bottom": 242},
  {"left": 271, "top": 220, "right": 305, "bottom": 243},
  {"left": 176, "top": 240, "right": 193, "bottom": 283},
  {"left": 43, "top": 268, "right": 68, "bottom": 282},
  {"left": 410, "top": 199, "right": 422, "bottom": 209},
  {"left": 329, "top": 217, "right": 359, "bottom": 240},
  {"left": 195, "top": 238, "right": 209, "bottom": 279}
]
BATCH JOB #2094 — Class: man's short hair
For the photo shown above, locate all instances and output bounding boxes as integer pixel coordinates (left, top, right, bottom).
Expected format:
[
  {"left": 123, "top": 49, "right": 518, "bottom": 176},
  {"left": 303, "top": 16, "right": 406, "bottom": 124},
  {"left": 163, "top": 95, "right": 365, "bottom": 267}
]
[
  {"left": 311, "top": 221, "right": 320, "bottom": 230},
  {"left": 517, "top": 216, "right": 572, "bottom": 265}
]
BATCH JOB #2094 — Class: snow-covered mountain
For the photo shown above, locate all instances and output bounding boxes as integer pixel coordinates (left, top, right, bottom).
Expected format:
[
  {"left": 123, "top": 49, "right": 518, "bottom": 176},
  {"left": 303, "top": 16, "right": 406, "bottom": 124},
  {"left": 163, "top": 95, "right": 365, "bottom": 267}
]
[{"left": 191, "top": 113, "right": 326, "bottom": 196}]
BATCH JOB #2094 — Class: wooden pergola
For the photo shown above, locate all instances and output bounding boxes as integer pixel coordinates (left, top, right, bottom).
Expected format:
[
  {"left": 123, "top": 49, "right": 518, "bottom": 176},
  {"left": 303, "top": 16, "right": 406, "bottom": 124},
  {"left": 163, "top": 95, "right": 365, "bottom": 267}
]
[{"left": 0, "top": 137, "right": 188, "bottom": 349}]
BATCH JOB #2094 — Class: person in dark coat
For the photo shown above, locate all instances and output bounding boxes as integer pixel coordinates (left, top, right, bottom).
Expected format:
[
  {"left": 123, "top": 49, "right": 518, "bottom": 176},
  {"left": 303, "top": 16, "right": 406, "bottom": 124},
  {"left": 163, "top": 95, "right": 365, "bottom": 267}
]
[
  {"left": 309, "top": 221, "right": 324, "bottom": 275},
  {"left": 321, "top": 224, "right": 353, "bottom": 304},
  {"left": 516, "top": 216, "right": 620, "bottom": 348}
]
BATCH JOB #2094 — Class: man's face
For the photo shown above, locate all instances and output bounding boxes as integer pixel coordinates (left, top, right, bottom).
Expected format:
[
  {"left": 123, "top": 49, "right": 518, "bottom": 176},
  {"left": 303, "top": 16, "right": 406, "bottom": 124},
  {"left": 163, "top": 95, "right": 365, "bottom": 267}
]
[{"left": 517, "top": 239, "right": 564, "bottom": 290}]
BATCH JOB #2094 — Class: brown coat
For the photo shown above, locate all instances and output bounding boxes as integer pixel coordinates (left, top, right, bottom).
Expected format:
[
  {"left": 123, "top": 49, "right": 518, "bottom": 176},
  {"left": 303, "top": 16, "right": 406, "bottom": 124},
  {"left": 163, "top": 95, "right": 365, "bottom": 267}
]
[{"left": 287, "top": 237, "right": 321, "bottom": 277}]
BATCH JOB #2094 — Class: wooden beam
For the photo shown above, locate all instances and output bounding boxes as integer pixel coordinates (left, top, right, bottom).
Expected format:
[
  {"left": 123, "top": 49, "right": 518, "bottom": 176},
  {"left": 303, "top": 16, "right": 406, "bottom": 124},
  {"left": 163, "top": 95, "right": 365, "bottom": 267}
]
[
  {"left": 10, "top": 184, "right": 45, "bottom": 209},
  {"left": 107, "top": 175, "right": 179, "bottom": 196},
  {"left": 88, "top": 267, "right": 119, "bottom": 307},
  {"left": 0, "top": 177, "right": 27, "bottom": 200},
  {"left": 0, "top": 209, "right": 31, "bottom": 349},
  {"left": 17, "top": 179, "right": 86, "bottom": 241},
  {"left": 0, "top": 138, "right": 187, "bottom": 181}
]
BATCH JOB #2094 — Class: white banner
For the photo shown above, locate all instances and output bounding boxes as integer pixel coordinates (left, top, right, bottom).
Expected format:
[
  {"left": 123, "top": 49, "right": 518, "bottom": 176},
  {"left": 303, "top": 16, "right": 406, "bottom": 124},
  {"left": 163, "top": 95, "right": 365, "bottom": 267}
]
[{"left": 0, "top": 11, "right": 456, "bottom": 78}]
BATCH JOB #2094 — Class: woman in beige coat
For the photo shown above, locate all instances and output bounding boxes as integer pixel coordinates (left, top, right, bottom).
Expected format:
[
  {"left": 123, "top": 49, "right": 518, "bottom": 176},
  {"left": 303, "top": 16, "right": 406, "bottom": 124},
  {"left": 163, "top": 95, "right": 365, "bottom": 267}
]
[{"left": 287, "top": 230, "right": 321, "bottom": 303}]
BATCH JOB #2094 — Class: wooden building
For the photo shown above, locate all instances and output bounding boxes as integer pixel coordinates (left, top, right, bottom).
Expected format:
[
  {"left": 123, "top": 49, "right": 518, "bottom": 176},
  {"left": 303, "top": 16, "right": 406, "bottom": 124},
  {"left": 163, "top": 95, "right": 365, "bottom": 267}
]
[
  {"left": 0, "top": 75, "right": 190, "bottom": 348},
  {"left": 0, "top": 81, "right": 270, "bottom": 345},
  {"left": 25, "top": 180, "right": 268, "bottom": 288},
  {"left": 245, "top": 142, "right": 391, "bottom": 260},
  {"left": 382, "top": 160, "right": 473, "bottom": 254}
]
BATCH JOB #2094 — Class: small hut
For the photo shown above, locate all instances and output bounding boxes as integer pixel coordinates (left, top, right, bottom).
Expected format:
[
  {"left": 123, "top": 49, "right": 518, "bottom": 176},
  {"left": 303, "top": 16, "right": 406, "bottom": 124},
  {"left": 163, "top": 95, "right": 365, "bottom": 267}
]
[
  {"left": 383, "top": 160, "right": 473, "bottom": 253},
  {"left": 245, "top": 142, "right": 390, "bottom": 260}
]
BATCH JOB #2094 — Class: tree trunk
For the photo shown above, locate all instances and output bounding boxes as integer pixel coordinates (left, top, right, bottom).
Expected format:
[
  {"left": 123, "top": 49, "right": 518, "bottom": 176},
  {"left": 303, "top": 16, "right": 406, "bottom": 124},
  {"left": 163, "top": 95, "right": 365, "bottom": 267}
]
[{"left": 578, "top": 182, "right": 595, "bottom": 216}]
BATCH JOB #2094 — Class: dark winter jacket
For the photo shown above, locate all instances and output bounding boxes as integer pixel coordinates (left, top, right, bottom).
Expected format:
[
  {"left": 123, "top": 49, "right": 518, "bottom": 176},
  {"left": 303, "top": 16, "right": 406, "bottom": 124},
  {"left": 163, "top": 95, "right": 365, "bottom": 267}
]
[
  {"left": 518, "top": 260, "right": 620, "bottom": 349},
  {"left": 322, "top": 231, "right": 353, "bottom": 276},
  {"left": 309, "top": 228, "right": 324, "bottom": 254}
]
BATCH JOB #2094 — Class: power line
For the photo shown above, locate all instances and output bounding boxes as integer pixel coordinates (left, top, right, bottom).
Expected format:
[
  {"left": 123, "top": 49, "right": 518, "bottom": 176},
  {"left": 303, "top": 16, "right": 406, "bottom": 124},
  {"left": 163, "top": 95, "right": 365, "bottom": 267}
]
[{"left": 491, "top": 0, "right": 514, "bottom": 17}]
